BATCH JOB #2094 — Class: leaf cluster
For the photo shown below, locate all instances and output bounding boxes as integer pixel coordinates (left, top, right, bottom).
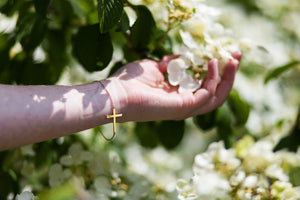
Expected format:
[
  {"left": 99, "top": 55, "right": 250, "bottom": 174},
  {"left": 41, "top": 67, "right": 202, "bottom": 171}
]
[
  {"left": 0, "top": 1, "right": 262, "bottom": 198},
  {"left": 0, "top": 0, "right": 254, "bottom": 152},
  {"left": 193, "top": 90, "right": 250, "bottom": 148}
]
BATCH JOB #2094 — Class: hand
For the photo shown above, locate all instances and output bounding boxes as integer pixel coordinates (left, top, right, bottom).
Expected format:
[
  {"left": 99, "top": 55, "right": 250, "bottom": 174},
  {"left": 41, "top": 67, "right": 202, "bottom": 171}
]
[{"left": 106, "top": 52, "right": 242, "bottom": 122}]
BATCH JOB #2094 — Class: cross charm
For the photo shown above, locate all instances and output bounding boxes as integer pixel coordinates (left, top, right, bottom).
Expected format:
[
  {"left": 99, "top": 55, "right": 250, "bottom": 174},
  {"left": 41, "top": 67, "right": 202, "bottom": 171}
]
[{"left": 106, "top": 108, "right": 122, "bottom": 135}]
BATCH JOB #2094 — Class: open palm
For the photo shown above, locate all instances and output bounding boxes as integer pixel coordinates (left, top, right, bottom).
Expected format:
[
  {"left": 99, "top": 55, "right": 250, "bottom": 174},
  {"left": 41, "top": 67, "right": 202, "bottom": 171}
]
[{"left": 109, "top": 52, "right": 242, "bottom": 122}]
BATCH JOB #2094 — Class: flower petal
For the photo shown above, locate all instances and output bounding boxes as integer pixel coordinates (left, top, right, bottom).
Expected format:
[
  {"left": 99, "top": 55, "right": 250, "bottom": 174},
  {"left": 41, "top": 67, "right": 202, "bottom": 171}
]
[
  {"left": 167, "top": 58, "right": 189, "bottom": 73},
  {"left": 178, "top": 75, "right": 201, "bottom": 93},
  {"left": 179, "top": 30, "right": 198, "bottom": 49},
  {"left": 169, "top": 71, "right": 184, "bottom": 86}
]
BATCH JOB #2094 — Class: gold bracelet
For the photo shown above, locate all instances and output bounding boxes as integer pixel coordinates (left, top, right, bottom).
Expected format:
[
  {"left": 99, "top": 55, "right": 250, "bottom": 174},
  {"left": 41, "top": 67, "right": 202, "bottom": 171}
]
[{"left": 96, "top": 80, "right": 122, "bottom": 141}]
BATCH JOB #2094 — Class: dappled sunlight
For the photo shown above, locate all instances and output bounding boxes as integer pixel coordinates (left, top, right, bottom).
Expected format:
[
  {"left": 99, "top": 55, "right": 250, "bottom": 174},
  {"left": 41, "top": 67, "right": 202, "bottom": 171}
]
[{"left": 1, "top": 0, "right": 299, "bottom": 199}]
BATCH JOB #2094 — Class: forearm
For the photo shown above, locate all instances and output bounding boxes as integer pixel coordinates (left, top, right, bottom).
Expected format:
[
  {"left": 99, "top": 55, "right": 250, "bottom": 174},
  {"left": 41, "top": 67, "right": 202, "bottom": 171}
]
[{"left": 0, "top": 82, "right": 113, "bottom": 151}]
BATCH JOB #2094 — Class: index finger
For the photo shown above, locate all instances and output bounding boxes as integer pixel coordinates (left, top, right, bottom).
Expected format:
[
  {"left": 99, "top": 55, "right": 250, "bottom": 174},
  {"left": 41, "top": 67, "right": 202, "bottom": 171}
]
[
  {"left": 211, "top": 58, "right": 239, "bottom": 107},
  {"left": 192, "top": 58, "right": 239, "bottom": 115}
]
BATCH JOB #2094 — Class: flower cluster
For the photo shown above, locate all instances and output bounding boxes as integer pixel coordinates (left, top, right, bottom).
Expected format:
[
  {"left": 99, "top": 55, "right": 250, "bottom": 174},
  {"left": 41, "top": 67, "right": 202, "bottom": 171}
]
[
  {"left": 177, "top": 136, "right": 300, "bottom": 200},
  {"left": 127, "top": 0, "right": 243, "bottom": 93},
  {"left": 15, "top": 191, "right": 37, "bottom": 200},
  {"left": 166, "top": 0, "right": 242, "bottom": 93},
  {"left": 47, "top": 143, "right": 162, "bottom": 199}
]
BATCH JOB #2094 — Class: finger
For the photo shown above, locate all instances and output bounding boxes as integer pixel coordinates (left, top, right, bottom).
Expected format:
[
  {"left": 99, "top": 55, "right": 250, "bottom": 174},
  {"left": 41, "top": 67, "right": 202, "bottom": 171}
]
[
  {"left": 215, "top": 59, "right": 239, "bottom": 102},
  {"left": 158, "top": 55, "right": 179, "bottom": 74},
  {"left": 203, "top": 59, "right": 239, "bottom": 112},
  {"left": 232, "top": 51, "right": 242, "bottom": 62},
  {"left": 189, "top": 59, "right": 219, "bottom": 114},
  {"left": 201, "top": 59, "right": 219, "bottom": 95},
  {"left": 192, "top": 58, "right": 239, "bottom": 115}
]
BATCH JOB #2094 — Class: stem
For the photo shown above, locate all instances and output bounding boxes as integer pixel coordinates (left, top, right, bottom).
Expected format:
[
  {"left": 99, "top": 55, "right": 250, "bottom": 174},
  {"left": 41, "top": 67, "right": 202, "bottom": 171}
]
[
  {"left": 153, "top": 10, "right": 174, "bottom": 51},
  {"left": 154, "top": 29, "right": 171, "bottom": 51}
]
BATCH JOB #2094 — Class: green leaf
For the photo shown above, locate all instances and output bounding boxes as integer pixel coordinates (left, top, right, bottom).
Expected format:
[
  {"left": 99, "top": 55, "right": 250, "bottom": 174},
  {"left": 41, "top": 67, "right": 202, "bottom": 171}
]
[
  {"left": 131, "top": 5, "right": 156, "bottom": 49},
  {"left": 274, "top": 107, "right": 300, "bottom": 152},
  {"left": 0, "top": 171, "right": 18, "bottom": 199},
  {"left": 33, "top": 141, "right": 57, "bottom": 168},
  {"left": 152, "top": 29, "right": 173, "bottom": 59},
  {"left": 123, "top": 45, "right": 142, "bottom": 62},
  {"left": 38, "top": 181, "right": 77, "bottom": 200},
  {"left": 135, "top": 122, "right": 159, "bottom": 148},
  {"left": 240, "top": 62, "right": 266, "bottom": 79},
  {"left": 50, "top": 0, "right": 75, "bottom": 24},
  {"left": 116, "top": 11, "right": 129, "bottom": 32},
  {"left": 0, "top": 34, "right": 15, "bottom": 79},
  {"left": 227, "top": 0, "right": 260, "bottom": 13},
  {"left": 0, "top": 0, "right": 8, "bottom": 9},
  {"left": 34, "top": 0, "right": 50, "bottom": 17},
  {"left": 97, "top": 0, "right": 124, "bottom": 33},
  {"left": 108, "top": 61, "right": 125, "bottom": 76},
  {"left": 257, "top": 45, "right": 269, "bottom": 53},
  {"left": 289, "top": 167, "right": 300, "bottom": 186},
  {"left": 193, "top": 110, "right": 217, "bottom": 132},
  {"left": 156, "top": 120, "right": 185, "bottom": 149},
  {"left": 67, "top": 0, "right": 97, "bottom": 19},
  {"left": 216, "top": 103, "right": 234, "bottom": 148},
  {"left": 9, "top": 50, "right": 62, "bottom": 85},
  {"left": 10, "top": 54, "right": 58, "bottom": 85},
  {"left": 216, "top": 103, "right": 233, "bottom": 127},
  {"left": 0, "top": 0, "right": 25, "bottom": 16},
  {"left": 264, "top": 60, "right": 300, "bottom": 84},
  {"left": 15, "top": 13, "right": 47, "bottom": 51},
  {"left": 227, "top": 91, "right": 250, "bottom": 126},
  {"left": 73, "top": 24, "right": 113, "bottom": 72},
  {"left": 43, "top": 30, "right": 68, "bottom": 82}
]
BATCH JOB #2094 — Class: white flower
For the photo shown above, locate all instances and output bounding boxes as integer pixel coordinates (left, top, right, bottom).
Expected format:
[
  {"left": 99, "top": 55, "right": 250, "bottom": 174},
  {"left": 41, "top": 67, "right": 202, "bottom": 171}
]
[
  {"left": 16, "top": 191, "right": 36, "bottom": 200},
  {"left": 20, "top": 145, "right": 35, "bottom": 157},
  {"left": 265, "top": 164, "right": 289, "bottom": 182},
  {"left": 193, "top": 154, "right": 214, "bottom": 170},
  {"left": 94, "top": 176, "right": 111, "bottom": 196},
  {"left": 206, "top": 141, "right": 241, "bottom": 169},
  {"left": 87, "top": 152, "right": 111, "bottom": 176},
  {"left": 166, "top": 0, "right": 241, "bottom": 93},
  {"left": 271, "top": 181, "right": 300, "bottom": 200},
  {"left": 176, "top": 179, "right": 198, "bottom": 200},
  {"left": 179, "top": 30, "right": 199, "bottom": 50},
  {"left": 230, "top": 170, "right": 246, "bottom": 186},
  {"left": 48, "top": 163, "right": 72, "bottom": 187},
  {"left": 243, "top": 175, "right": 258, "bottom": 188},
  {"left": 243, "top": 140, "right": 275, "bottom": 173},
  {"left": 192, "top": 171, "right": 231, "bottom": 199},
  {"left": 167, "top": 57, "right": 201, "bottom": 93},
  {"left": 182, "top": 5, "right": 222, "bottom": 37},
  {"left": 60, "top": 143, "right": 93, "bottom": 166}
]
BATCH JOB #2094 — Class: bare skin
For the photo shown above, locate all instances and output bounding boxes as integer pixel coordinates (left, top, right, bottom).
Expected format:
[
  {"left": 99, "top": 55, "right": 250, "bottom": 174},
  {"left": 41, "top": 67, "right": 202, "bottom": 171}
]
[{"left": 0, "top": 52, "right": 241, "bottom": 151}]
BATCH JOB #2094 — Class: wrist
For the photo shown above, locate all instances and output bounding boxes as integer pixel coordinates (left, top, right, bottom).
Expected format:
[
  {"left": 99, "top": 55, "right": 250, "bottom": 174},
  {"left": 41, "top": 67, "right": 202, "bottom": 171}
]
[{"left": 97, "top": 77, "right": 129, "bottom": 123}]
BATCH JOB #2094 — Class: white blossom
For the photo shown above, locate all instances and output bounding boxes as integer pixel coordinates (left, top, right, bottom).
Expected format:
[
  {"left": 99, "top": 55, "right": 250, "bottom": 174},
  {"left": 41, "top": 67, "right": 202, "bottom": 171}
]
[
  {"left": 192, "top": 171, "right": 231, "bottom": 200},
  {"left": 60, "top": 143, "right": 93, "bottom": 166},
  {"left": 48, "top": 163, "right": 72, "bottom": 187},
  {"left": 265, "top": 164, "right": 289, "bottom": 182},
  {"left": 243, "top": 175, "right": 258, "bottom": 188},
  {"left": 177, "top": 135, "right": 300, "bottom": 200},
  {"left": 271, "top": 181, "right": 300, "bottom": 200},
  {"left": 167, "top": 57, "right": 201, "bottom": 93},
  {"left": 16, "top": 191, "right": 36, "bottom": 200},
  {"left": 230, "top": 170, "right": 246, "bottom": 186}
]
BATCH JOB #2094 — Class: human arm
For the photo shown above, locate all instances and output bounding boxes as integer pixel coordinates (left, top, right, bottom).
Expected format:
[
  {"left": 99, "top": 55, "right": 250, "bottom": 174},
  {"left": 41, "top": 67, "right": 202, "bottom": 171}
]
[
  {"left": 0, "top": 52, "right": 241, "bottom": 151},
  {"left": 0, "top": 82, "right": 117, "bottom": 150}
]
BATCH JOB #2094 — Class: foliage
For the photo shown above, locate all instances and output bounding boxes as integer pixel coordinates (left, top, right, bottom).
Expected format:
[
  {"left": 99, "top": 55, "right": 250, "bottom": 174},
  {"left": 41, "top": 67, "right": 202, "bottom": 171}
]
[{"left": 0, "top": 0, "right": 300, "bottom": 199}]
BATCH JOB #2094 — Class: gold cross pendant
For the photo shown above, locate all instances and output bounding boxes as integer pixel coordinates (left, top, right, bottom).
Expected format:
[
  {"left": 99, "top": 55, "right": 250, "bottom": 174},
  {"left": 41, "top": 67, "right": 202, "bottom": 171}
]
[{"left": 104, "top": 108, "right": 122, "bottom": 140}]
